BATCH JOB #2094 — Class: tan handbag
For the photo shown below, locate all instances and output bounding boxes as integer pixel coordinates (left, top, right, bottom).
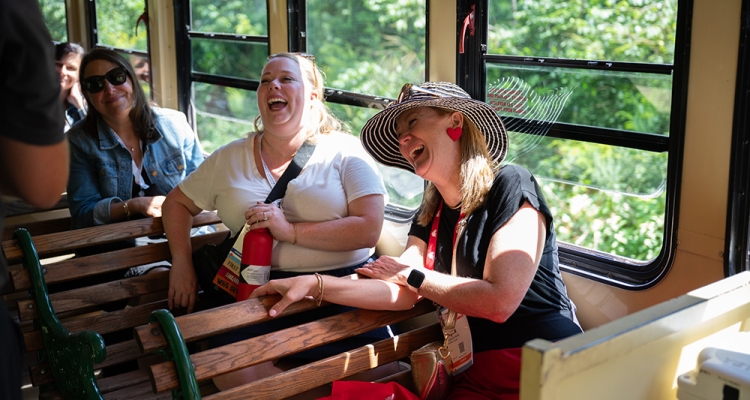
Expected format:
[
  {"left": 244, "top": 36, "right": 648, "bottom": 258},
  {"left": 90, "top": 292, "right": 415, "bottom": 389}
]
[
  {"left": 410, "top": 217, "right": 466, "bottom": 400},
  {"left": 410, "top": 334, "right": 454, "bottom": 399}
]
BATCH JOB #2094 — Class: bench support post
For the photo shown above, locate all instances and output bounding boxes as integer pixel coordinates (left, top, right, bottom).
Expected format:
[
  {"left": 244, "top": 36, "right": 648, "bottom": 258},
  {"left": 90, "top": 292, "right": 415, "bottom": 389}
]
[
  {"left": 148, "top": 309, "right": 202, "bottom": 400},
  {"left": 15, "top": 228, "right": 107, "bottom": 400}
]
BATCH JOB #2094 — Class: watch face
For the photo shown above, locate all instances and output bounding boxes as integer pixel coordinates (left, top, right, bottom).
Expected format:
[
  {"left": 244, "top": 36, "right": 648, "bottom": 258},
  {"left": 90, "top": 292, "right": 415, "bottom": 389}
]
[{"left": 407, "top": 269, "right": 426, "bottom": 289}]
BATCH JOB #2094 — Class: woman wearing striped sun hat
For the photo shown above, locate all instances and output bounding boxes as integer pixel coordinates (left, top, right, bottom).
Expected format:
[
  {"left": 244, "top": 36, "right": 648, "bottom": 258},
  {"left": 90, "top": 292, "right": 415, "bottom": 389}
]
[{"left": 252, "top": 81, "right": 582, "bottom": 399}]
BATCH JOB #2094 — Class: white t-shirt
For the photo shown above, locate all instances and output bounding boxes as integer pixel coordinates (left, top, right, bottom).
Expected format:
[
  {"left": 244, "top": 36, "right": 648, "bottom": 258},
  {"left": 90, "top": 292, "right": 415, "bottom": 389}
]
[{"left": 180, "top": 131, "right": 387, "bottom": 272}]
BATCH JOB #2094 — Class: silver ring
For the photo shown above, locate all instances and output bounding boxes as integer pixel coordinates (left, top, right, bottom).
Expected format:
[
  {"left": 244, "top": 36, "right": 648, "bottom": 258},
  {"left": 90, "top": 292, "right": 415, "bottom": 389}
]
[{"left": 263, "top": 212, "right": 268, "bottom": 221}]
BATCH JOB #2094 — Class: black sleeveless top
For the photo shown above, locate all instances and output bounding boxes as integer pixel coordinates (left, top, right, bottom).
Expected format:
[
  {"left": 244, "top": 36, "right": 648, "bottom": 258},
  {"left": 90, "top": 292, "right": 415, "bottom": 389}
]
[{"left": 409, "top": 165, "right": 582, "bottom": 351}]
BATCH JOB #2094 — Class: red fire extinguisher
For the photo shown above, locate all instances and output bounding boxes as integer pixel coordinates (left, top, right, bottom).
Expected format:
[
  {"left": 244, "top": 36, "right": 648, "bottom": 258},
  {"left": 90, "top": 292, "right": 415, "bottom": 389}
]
[{"left": 236, "top": 228, "right": 272, "bottom": 301}]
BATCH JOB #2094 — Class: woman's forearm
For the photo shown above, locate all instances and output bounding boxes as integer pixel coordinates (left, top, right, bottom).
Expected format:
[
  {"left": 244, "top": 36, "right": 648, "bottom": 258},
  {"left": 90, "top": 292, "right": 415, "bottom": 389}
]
[
  {"left": 163, "top": 191, "right": 200, "bottom": 264},
  {"left": 320, "top": 274, "right": 418, "bottom": 311}
]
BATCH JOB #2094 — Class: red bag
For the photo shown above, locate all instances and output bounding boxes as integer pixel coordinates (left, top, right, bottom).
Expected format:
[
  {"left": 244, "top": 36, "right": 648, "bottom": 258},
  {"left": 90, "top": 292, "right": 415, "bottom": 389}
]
[{"left": 318, "top": 380, "right": 419, "bottom": 400}]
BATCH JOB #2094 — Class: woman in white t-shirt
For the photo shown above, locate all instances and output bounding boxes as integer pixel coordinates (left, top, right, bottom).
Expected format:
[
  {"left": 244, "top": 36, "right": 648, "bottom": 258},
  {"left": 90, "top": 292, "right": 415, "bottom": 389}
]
[{"left": 162, "top": 53, "right": 388, "bottom": 389}]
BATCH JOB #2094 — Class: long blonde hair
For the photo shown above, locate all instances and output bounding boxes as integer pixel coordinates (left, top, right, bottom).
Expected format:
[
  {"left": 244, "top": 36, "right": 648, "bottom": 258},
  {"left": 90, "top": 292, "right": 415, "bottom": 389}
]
[
  {"left": 417, "top": 109, "right": 497, "bottom": 226},
  {"left": 253, "top": 53, "right": 348, "bottom": 141}
]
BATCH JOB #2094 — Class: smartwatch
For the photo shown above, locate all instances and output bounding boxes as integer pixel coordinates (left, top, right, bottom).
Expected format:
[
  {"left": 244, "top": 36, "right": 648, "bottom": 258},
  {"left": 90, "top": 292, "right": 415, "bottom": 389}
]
[{"left": 407, "top": 269, "right": 426, "bottom": 290}]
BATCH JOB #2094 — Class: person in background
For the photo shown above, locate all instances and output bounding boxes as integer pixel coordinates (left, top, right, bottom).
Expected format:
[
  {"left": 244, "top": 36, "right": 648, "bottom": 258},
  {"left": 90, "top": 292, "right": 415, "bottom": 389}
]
[
  {"left": 55, "top": 42, "right": 86, "bottom": 132},
  {"left": 66, "top": 48, "right": 204, "bottom": 230},
  {"left": 252, "top": 82, "right": 583, "bottom": 400},
  {"left": 0, "top": 1, "right": 68, "bottom": 398},
  {"left": 162, "top": 52, "right": 388, "bottom": 389},
  {"left": 130, "top": 54, "right": 150, "bottom": 83}
]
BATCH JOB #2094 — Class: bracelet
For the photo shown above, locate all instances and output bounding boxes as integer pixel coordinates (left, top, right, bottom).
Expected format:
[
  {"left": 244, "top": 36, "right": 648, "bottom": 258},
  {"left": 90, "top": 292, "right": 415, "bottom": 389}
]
[
  {"left": 122, "top": 200, "right": 131, "bottom": 220},
  {"left": 292, "top": 223, "right": 298, "bottom": 245},
  {"left": 313, "top": 273, "right": 324, "bottom": 307}
]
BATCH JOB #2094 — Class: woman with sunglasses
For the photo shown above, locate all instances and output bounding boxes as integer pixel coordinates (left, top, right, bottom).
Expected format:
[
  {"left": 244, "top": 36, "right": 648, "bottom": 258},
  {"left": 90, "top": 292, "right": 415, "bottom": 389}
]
[
  {"left": 66, "top": 48, "right": 204, "bottom": 231},
  {"left": 162, "top": 53, "right": 389, "bottom": 389},
  {"left": 251, "top": 82, "right": 582, "bottom": 399},
  {"left": 54, "top": 42, "right": 86, "bottom": 132}
]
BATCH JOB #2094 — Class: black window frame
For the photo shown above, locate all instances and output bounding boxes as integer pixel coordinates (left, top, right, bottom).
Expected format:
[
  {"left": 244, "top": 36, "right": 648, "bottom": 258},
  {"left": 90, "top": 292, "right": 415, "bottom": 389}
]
[
  {"left": 725, "top": 0, "right": 750, "bottom": 276},
  {"left": 456, "top": 0, "right": 693, "bottom": 289},
  {"left": 174, "top": 0, "right": 270, "bottom": 125}
]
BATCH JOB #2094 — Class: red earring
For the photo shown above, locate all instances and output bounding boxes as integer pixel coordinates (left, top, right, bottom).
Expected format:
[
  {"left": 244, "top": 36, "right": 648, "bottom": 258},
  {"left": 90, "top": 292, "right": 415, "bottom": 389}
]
[{"left": 447, "top": 126, "right": 462, "bottom": 141}]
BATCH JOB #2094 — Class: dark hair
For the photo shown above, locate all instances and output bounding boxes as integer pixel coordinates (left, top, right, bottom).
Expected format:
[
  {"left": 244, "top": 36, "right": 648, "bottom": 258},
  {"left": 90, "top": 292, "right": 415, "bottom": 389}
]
[
  {"left": 54, "top": 42, "right": 84, "bottom": 61},
  {"left": 78, "top": 48, "right": 155, "bottom": 141}
]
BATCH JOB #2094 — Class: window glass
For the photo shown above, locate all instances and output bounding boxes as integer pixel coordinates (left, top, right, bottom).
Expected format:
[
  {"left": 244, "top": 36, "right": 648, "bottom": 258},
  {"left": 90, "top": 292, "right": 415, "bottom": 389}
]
[
  {"left": 190, "top": 0, "right": 268, "bottom": 35},
  {"left": 127, "top": 53, "right": 151, "bottom": 97},
  {"left": 191, "top": 39, "right": 268, "bottom": 79},
  {"left": 486, "top": 0, "right": 677, "bottom": 264},
  {"left": 509, "top": 136, "right": 667, "bottom": 261},
  {"left": 508, "top": 136, "right": 667, "bottom": 198},
  {"left": 306, "top": 0, "right": 426, "bottom": 97},
  {"left": 538, "top": 177, "right": 666, "bottom": 261},
  {"left": 94, "top": 1, "right": 151, "bottom": 96},
  {"left": 188, "top": 0, "right": 269, "bottom": 150},
  {"left": 194, "top": 82, "right": 259, "bottom": 153},
  {"left": 327, "top": 102, "right": 425, "bottom": 209},
  {"left": 39, "top": 0, "right": 68, "bottom": 42},
  {"left": 488, "top": 0, "right": 677, "bottom": 64},
  {"left": 306, "top": 0, "right": 427, "bottom": 210},
  {"left": 486, "top": 64, "right": 672, "bottom": 136},
  {"left": 96, "top": 0, "right": 149, "bottom": 51}
]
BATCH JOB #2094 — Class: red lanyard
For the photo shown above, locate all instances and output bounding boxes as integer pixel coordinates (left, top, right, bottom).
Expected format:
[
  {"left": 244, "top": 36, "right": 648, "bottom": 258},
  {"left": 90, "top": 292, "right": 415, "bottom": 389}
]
[{"left": 425, "top": 200, "right": 465, "bottom": 271}]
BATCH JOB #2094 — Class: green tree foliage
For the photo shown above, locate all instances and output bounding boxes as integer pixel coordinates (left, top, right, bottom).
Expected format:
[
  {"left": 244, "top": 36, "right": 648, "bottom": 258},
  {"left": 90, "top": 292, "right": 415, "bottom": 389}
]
[
  {"left": 96, "top": 0, "right": 149, "bottom": 51},
  {"left": 490, "top": 0, "right": 677, "bottom": 261},
  {"left": 38, "top": 0, "right": 68, "bottom": 42}
]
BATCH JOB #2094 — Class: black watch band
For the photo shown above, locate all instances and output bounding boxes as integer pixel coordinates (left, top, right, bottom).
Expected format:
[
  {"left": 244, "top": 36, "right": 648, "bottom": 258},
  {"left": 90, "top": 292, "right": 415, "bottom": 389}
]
[{"left": 407, "top": 269, "right": 426, "bottom": 290}]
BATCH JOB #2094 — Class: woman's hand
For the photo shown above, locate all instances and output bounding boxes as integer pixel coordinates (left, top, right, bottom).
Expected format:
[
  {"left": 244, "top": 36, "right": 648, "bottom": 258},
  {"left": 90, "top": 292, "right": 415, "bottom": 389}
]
[
  {"left": 68, "top": 83, "right": 86, "bottom": 110},
  {"left": 130, "top": 195, "right": 166, "bottom": 218},
  {"left": 244, "top": 202, "right": 294, "bottom": 243},
  {"left": 249, "top": 275, "right": 318, "bottom": 317},
  {"left": 168, "top": 256, "right": 198, "bottom": 313},
  {"left": 357, "top": 255, "right": 412, "bottom": 286}
]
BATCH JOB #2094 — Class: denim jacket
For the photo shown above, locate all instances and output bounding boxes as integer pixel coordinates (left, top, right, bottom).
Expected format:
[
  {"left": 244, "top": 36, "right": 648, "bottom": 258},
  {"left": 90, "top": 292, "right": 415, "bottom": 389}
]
[{"left": 67, "top": 107, "right": 204, "bottom": 228}]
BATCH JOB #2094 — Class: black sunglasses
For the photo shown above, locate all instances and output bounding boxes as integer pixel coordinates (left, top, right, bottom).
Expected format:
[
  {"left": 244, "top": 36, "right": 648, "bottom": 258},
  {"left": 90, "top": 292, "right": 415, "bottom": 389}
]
[{"left": 82, "top": 67, "right": 128, "bottom": 93}]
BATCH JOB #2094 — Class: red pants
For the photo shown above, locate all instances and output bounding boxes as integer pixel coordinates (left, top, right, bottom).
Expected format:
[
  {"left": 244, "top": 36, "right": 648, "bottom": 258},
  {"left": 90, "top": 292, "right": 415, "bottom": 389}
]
[{"left": 448, "top": 348, "right": 522, "bottom": 400}]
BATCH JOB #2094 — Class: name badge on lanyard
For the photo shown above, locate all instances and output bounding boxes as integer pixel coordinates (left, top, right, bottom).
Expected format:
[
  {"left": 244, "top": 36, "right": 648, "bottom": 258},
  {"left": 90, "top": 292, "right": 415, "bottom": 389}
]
[
  {"left": 426, "top": 202, "right": 474, "bottom": 375},
  {"left": 438, "top": 307, "right": 474, "bottom": 374}
]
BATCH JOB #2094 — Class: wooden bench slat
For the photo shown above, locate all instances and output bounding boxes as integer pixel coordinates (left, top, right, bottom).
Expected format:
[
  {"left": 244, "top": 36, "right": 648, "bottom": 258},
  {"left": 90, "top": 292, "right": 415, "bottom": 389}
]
[
  {"left": 98, "top": 370, "right": 152, "bottom": 395},
  {"left": 10, "top": 230, "right": 227, "bottom": 291},
  {"left": 136, "top": 274, "right": 363, "bottom": 354},
  {"left": 23, "top": 301, "right": 170, "bottom": 351},
  {"left": 2, "top": 216, "right": 71, "bottom": 241},
  {"left": 208, "top": 324, "right": 442, "bottom": 400},
  {"left": 17, "top": 270, "right": 170, "bottom": 321},
  {"left": 96, "top": 339, "right": 145, "bottom": 370},
  {"left": 151, "top": 301, "right": 435, "bottom": 393},
  {"left": 11, "top": 243, "right": 171, "bottom": 291},
  {"left": 138, "top": 295, "right": 319, "bottom": 353},
  {"left": 103, "top": 386, "right": 172, "bottom": 400},
  {"left": 3, "top": 211, "right": 220, "bottom": 262}
]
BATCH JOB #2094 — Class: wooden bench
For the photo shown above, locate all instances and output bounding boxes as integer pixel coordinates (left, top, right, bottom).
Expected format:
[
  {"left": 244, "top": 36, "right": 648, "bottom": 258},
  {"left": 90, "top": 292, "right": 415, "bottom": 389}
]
[
  {"left": 4, "top": 212, "right": 224, "bottom": 399},
  {"left": 519, "top": 271, "right": 750, "bottom": 400},
  {"left": 134, "top": 280, "right": 444, "bottom": 399},
  {"left": 2, "top": 212, "right": 71, "bottom": 242}
]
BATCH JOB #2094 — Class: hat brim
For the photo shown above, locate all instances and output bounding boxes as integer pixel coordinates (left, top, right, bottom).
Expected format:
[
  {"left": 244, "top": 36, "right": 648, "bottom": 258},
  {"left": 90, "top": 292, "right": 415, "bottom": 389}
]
[{"left": 361, "top": 97, "right": 508, "bottom": 174}]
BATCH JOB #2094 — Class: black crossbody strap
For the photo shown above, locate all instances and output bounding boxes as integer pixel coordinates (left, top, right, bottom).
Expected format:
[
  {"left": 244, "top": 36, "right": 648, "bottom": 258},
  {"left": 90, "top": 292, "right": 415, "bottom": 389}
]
[{"left": 264, "top": 140, "right": 316, "bottom": 204}]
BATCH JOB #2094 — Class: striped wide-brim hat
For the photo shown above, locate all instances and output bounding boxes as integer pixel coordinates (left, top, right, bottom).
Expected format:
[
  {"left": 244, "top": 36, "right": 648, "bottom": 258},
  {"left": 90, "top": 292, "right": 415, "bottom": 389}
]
[{"left": 361, "top": 82, "right": 508, "bottom": 173}]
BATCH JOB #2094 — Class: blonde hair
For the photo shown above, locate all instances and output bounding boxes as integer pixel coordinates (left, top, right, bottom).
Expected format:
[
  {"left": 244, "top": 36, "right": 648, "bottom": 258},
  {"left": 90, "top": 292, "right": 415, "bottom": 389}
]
[
  {"left": 253, "top": 53, "right": 348, "bottom": 141},
  {"left": 417, "top": 109, "right": 496, "bottom": 226}
]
